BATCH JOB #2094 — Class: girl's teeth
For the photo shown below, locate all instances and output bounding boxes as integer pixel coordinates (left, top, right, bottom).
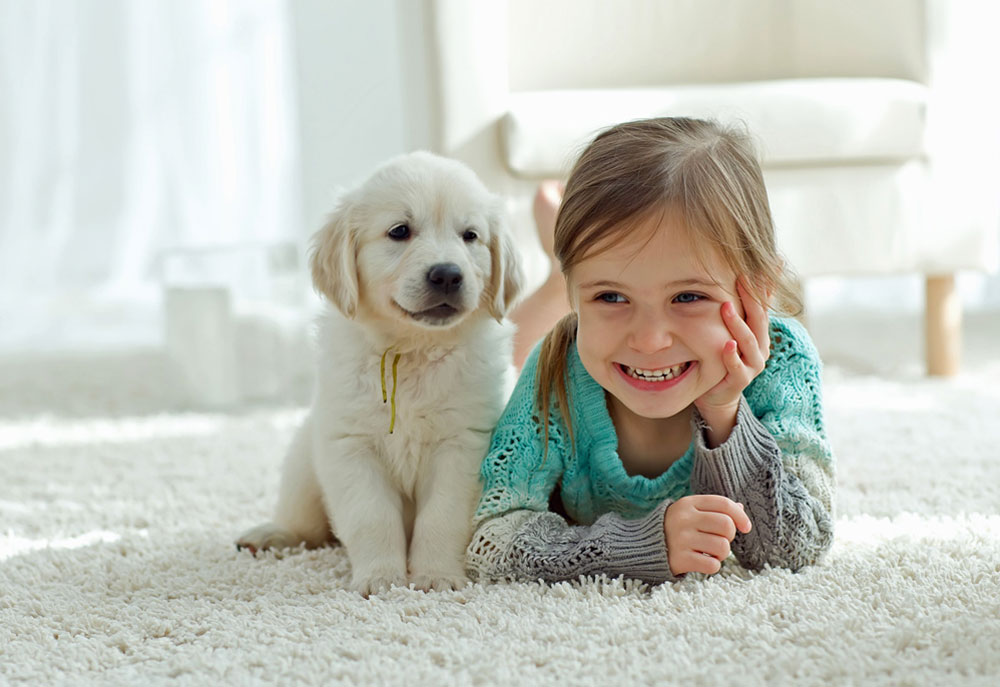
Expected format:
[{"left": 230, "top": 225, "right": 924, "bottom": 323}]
[{"left": 625, "top": 363, "right": 688, "bottom": 381}]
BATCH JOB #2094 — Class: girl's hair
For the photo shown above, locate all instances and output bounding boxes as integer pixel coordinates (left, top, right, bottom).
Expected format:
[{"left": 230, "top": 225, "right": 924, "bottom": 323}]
[{"left": 536, "top": 116, "right": 802, "bottom": 447}]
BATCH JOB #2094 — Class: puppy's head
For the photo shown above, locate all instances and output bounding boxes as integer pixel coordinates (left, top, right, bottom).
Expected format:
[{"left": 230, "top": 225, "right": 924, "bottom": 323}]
[{"left": 310, "top": 152, "right": 523, "bottom": 330}]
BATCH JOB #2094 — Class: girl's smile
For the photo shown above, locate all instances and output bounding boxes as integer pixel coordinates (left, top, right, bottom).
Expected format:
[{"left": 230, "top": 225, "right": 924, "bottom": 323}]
[{"left": 615, "top": 360, "right": 695, "bottom": 390}]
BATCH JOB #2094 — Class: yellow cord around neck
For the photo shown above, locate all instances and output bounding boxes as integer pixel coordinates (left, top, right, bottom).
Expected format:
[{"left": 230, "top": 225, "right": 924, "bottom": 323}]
[{"left": 380, "top": 348, "right": 402, "bottom": 434}]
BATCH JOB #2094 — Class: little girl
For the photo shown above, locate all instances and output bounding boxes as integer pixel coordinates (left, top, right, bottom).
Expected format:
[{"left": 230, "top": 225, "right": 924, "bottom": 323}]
[{"left": 466, "top": 117, "right": 834, "bottom": 583}]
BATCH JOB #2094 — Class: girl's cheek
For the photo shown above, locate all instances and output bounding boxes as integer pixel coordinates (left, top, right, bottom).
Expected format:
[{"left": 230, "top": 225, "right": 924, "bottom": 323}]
[
  {"left": 681, "top": 310, "right": 731, "bottom": 346},
  {"left": 582, "top": 303, "right": 626, "bottom": 323}
]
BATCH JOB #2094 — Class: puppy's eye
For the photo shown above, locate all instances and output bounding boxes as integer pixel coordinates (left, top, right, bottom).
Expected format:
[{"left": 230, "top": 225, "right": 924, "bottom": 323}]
[
  {"left": 462, "top": 229, "right": 478, "bottom": 243},
  {"left": 387, "top": 224, "right": 411, "bottom": 241}
]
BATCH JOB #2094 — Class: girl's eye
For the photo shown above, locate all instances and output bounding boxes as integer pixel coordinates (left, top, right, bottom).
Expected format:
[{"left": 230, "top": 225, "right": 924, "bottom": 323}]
[
  {"left": 673, "top": 292, "right": 704, "bottom": 304},
  {"left": 596, "top": 292, "right": 627, "bottom": 304},
  {"left": 462, "top": 229, "right": 478, "bottom": 242},
  {"left": 387, "top": 224, "right": 411, "bottom": 241}
]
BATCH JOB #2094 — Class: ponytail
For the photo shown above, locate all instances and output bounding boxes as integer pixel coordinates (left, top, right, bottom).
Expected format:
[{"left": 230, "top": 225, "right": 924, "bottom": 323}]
[{"left": 535, "top": 312, "right": 579, "bottom": 457}]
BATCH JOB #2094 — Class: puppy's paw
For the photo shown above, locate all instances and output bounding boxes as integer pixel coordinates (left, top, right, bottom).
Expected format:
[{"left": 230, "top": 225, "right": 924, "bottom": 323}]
[
  {"left": 235, "top": 522, "right": 301, "bottom": 555},
  {"left": 409, "top": 571, "right": 470, "bottom": 593},
  {"left": 351, "top": 571, "right": 407, "bottom": 598}
]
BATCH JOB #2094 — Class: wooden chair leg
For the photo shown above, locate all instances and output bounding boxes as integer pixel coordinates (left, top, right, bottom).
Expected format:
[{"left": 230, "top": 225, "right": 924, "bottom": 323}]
[{"left": 925, "top": 274, "right": 961, "bottom": 376}]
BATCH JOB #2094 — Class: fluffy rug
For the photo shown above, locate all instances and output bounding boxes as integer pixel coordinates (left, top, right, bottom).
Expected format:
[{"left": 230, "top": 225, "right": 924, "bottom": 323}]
[{"left": 2, "top": 312, "right": 999, "bottom": 686}]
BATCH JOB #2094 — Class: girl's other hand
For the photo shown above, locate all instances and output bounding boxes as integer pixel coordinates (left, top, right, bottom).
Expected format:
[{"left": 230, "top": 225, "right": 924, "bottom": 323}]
[
  {"left": 693, "top": 280, "right": 771, "bottom": 445},
  {"left": 664, "top": 495, "right": 752, "bottom": 576}
]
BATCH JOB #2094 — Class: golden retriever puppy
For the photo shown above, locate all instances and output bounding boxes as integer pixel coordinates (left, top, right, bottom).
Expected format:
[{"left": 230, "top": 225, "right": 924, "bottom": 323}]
[{"left": 236, "top": 152, "right": 523, "bottom": 595}]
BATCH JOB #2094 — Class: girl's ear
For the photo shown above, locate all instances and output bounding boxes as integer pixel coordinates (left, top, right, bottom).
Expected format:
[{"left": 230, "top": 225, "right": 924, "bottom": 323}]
[
  {"left": 486, "top": 206, "right": 525, "bottom": 322},
  {"left": 309, "top": 198, "right": 360, "bottom": 318}
]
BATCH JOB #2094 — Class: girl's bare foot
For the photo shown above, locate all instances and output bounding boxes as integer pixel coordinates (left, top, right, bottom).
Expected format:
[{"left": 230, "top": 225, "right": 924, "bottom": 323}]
[{"left": 532, "top": 180, "right": 564, "bottom": 259}]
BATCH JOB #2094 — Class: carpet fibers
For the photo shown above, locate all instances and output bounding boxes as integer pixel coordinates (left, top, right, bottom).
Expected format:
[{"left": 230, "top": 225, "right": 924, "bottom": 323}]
[{"left": 2, "top": 314, "right": 999, "bottom": 686}]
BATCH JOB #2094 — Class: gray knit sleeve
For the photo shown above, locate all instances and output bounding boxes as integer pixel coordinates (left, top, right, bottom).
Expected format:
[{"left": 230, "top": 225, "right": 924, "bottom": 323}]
[
  {"left": 691, "top": 397, "right": 834, "bottom": 571},
  {"left": 466, "top": 500, "right": 678, "bottom": 585}
]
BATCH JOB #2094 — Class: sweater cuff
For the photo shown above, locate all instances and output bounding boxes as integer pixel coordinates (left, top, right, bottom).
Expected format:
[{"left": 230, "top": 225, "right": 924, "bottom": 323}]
[
  {"left": 599, "top": 499, "right": 679, "bottom": 584},
  {"left": 691, "top": 396, "right": 781, "bottom": 497}
]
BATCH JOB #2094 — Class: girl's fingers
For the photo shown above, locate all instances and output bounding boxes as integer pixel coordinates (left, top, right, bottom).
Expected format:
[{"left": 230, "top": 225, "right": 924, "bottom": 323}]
[
  {"left": 722, "top": 303, "right": 764, "bottom": 372},
  {"left": 723, "top": 340, "right": 746, "bottom": 379},
  {"left": 693, "top": 534, "right": 732, "bottom": 562},
  {"left": 737, "top": 280, "right": 771, "bottom": 360},
  {"left": 695, "top": 511, "right": 738, "bottom": 540},
  {"left": 694, "top": 495, "right": 753, "bottom": 534},
  {"left": 678, "top": 551, "right": 723, "bottom": 576},
  {"left": 732, "top": 504, "right": 753, "bottom": 534}
]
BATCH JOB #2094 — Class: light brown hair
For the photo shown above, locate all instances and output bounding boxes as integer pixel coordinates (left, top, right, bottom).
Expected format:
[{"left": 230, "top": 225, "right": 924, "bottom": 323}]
[{"left": 536, "top": 117, "right": 802, "bottom": 448}]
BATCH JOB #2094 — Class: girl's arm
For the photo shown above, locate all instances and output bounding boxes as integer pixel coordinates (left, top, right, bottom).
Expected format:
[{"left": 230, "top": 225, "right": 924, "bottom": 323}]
[
  {"left": 468, "top": 499, "right": 676, "bottom": 584},
  {"left": 690, "top": 321, "right": 835, "bottom": 572}
]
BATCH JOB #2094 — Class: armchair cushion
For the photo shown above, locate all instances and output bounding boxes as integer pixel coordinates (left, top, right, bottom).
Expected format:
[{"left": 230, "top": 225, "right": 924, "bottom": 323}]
[{"left": 502, "top": 78, "right": 927, "bottom": 178}]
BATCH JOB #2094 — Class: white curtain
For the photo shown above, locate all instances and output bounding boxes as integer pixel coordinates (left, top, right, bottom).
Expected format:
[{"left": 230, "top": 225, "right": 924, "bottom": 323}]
[{"left": 0, "top": 0, "right": 302, "bottom": 352}]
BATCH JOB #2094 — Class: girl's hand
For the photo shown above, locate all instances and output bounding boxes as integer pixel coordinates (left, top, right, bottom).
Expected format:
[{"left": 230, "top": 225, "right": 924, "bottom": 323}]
[
  {"left": 664, "top": 495, "right": 753, "bottom": 576},
  {"left": 694, "top": 280, "right": 771, "bottom": 446}
]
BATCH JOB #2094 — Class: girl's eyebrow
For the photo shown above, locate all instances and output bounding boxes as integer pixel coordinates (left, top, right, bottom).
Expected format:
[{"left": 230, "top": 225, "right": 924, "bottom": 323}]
[
  {"left": 577, "top": 277, "right": 718, "bottom": 290},
  {"left": 666, "top": 278, "right": 719, "bottom": 289},
  {"left": 577, "top": 279, "right": 627, "bottom": 290}
]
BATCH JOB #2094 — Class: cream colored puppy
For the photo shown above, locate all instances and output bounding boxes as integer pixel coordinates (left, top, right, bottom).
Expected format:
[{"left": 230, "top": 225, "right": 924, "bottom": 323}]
[{"left": 236, "top": 152, "right": 523, "bottom": 595}]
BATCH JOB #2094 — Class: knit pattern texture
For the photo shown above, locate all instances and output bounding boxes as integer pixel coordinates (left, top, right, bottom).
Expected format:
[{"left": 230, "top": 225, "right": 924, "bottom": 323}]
[{"left": 466, "top": 317, "right": 835, "bottom": 583}]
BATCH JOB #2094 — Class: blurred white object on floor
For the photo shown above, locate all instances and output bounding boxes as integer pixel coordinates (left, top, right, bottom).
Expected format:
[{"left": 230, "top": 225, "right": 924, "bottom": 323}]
[{"left": 161, "top": 242, "right": 310, "bottom": 408}]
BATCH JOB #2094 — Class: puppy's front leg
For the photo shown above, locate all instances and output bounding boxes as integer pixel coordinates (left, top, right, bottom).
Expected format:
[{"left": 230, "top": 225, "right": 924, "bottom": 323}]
[
  {"left": 408, "top": 434, "right": 486, "bottom": 591},
  {"left": 314, "top": 436, "right": 407, "bottom": 596}
]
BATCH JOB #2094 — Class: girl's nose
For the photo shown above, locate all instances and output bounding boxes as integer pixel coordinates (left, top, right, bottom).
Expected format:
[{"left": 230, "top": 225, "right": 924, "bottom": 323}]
[{"left": 627, "top": 315, "right": 674, "bottom": 353}]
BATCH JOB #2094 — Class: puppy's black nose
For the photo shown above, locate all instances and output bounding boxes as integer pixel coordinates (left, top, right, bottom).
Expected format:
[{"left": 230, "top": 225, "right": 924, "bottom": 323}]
[{"left": 427, "top": 263, "right": 463, "bottom": 294}]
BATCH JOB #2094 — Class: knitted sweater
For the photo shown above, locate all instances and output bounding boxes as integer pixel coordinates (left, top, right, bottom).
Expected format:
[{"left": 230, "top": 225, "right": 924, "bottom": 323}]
[{"left": 466, "top": 317, "right": 835, "bottom": 584}]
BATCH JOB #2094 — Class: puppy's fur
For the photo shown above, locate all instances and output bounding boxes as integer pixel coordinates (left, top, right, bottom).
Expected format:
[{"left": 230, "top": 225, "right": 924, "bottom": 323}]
[{"left": 236, "top": 152, "right": 523, "bottom": 595}]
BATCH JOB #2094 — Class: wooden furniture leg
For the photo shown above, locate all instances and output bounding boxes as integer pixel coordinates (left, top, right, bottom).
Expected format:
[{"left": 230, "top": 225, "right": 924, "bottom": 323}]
[{"left": 925, "top": 274, "right": 961, "bottom": 376}]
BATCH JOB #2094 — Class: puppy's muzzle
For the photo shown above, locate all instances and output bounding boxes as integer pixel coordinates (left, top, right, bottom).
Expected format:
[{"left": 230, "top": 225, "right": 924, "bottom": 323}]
[
  {"left": 393, "top": 263, "right": 467, "bottom": 326},
  {"left": 426, "top": 263, "right": 463, "bottom": 295}
]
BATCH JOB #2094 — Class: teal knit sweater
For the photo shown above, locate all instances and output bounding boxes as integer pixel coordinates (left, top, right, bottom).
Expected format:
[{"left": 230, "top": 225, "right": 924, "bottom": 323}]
[{"left": 466, "top": 316, "right": 835, "bottom": 584}]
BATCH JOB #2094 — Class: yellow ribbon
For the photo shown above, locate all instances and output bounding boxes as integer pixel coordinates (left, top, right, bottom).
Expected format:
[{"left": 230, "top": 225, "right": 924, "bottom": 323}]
[{"left": 380, "top": 348, "right": 401, "bottom": 434}]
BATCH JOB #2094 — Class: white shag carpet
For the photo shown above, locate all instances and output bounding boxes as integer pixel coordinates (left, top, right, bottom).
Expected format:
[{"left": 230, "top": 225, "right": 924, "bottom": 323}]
[{"left": 2, "top": 312, "right": 1000, "bottom": 686}]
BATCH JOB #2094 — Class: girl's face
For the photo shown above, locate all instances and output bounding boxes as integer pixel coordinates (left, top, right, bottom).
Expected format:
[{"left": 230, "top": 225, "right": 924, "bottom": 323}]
[{"left": 570, "top": 209, "right": 743, "bottom": 421}]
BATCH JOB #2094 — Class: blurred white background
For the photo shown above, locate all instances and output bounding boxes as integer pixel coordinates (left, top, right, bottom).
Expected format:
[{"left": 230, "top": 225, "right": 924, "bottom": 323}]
[{"left": 1, "top": 0, "right": 998, "bottom": 410}]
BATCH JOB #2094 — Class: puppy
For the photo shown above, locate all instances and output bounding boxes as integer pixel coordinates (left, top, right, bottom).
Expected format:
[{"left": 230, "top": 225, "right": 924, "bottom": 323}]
[{"left": 236, "top": 152, "right": 523, "bottom": 595}]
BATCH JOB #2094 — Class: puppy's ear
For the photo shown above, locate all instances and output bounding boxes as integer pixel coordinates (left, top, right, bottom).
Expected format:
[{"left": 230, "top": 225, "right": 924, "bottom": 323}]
[
  {"left": 309, "top": 199, "right": 360, "bottom": 318},
  {"left": 487, "top": 206, "right": 525, "bottom": 322}
]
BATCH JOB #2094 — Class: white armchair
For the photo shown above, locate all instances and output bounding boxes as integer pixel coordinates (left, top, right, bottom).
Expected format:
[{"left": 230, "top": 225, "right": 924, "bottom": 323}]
[{"left": 428, "top": 0, "right": 1000, "bottom": 375}]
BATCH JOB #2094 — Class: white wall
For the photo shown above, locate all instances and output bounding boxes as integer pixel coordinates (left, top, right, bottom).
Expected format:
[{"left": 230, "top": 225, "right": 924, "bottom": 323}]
[{"left": 288, "top": 0, "right": 436, "bottom": 239}]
